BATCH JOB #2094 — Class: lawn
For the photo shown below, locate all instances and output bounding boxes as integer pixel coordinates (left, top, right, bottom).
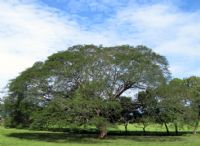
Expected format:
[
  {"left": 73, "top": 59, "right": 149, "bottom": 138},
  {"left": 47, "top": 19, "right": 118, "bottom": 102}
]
[{"left": 0, "top": 126, "right": 200, "bottom": 146}]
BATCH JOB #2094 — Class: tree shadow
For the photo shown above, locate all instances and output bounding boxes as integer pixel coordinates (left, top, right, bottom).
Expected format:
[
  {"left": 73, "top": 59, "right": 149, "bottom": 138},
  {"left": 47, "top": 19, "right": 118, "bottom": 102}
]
[
  {"left": 7, "top": 132, "right": 107, "bottom": 144},
  {"left": 107, "top": 131, "right": 188, "bottom": 142},
  {"left": 108, "top": 130, "right": 191, "bottom": 136},
  {"left": 6, "top": 130, "right": 190, "bottom": 143}
]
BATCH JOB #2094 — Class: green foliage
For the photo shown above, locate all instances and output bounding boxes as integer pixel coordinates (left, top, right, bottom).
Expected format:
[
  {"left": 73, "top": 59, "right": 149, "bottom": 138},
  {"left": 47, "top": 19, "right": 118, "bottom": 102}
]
[
  {"left": 3, "top": 44, "right": 170, "bottom": 137},
  {"left": 137, "top": 79, "right": 188, "bottom": 133},
  {"left": 182, "top": 76, "right": 200, "bottom": 133}
]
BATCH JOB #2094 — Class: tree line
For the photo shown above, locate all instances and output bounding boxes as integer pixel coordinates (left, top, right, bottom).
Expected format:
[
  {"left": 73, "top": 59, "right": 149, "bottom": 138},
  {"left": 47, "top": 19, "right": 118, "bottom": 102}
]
[{"left": 2, "top": 45, "right": 200, "bottom": 138}]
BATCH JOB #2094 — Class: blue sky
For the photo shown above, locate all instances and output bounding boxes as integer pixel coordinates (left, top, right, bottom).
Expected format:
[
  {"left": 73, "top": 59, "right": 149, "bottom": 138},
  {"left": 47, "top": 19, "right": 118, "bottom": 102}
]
[{"left": 0, "top": 0, "right": 200, "bottom": 95}]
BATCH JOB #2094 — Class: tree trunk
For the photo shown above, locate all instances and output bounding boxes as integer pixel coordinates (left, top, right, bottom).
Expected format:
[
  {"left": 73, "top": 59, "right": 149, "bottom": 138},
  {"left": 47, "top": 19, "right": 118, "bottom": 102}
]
[
  {"left": 193, "top": 121, "right": 199, "bottom": 135},
  {"left": 193, "top": 111, "right": 200, "bottom": 135},
  {"left": 143, "top": 127, "right": 146, "bottom": 133},
  {"left": 98, "top": 125, "right": 107, "bottom": 139},
  {"left": 142, "top": 122, "right": 146, "bottom": 134},
  {"left": 174, "top": 123, "right": 178, "bottom": 135},
  {"left": 164, "top": 122, "right": 169, "bottom": 134},
  {"left": 125, "top": 122, "right": 128, "bottom": 133}
]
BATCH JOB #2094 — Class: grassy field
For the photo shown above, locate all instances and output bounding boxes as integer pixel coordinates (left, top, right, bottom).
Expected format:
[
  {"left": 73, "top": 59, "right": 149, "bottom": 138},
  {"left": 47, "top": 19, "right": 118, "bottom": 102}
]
[{"left": 0, "top": 125, "right": 200, "bottom": 146}]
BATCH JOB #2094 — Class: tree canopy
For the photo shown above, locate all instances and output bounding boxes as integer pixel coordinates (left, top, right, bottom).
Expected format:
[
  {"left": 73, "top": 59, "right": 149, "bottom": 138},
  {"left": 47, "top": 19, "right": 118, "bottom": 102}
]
[{"left": 3, "top": 44, "right": 176, "bottom": 138}]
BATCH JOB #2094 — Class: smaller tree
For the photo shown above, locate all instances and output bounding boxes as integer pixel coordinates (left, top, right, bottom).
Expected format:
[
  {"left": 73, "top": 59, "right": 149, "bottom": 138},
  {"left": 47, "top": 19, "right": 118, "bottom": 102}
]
[
  {"left": 156, "top": 79, "right": 188, "bottom": 135},
  {"left": 137, "top": 89, "right": 158, "bottom": 133},
  {"left": 183, "top": 76, "right": 200, "bottom": 134},
  {"left": 119, "top": 97, "right": 141, "bottom": 133}
]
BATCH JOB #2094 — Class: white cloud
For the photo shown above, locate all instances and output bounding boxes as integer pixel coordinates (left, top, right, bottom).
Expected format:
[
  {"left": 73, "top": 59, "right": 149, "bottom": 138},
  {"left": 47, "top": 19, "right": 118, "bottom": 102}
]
[
  {"left": 107, "top": 3, "right": 200, "bottom": 77},
  {"left": 0, "top": 0, "right": 71, "bottom": 93},
  {"left": 112, "top": 3, "right": 200, "bottom": 53}
]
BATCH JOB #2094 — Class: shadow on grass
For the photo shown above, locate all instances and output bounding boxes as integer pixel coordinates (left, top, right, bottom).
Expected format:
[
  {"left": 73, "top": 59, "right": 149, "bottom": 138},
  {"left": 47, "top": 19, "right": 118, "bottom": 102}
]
[
  {"left": 6, "top": 129, "right": 189, "bottom": 143},
  {"left": 7, "top": 132, "right": 105, "bottom": 144},
  {"left": 108, "top": 131, "right": 186, "bottom": 142},
  {"left": 108, "top": 132, "right": 184, "bottom": 142}
]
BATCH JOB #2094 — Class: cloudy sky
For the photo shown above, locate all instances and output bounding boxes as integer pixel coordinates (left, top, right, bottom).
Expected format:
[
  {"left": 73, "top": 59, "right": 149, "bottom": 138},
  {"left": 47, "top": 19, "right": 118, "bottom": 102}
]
[{"left": 0, "top": 0, "right": 200, "bottom": 95}]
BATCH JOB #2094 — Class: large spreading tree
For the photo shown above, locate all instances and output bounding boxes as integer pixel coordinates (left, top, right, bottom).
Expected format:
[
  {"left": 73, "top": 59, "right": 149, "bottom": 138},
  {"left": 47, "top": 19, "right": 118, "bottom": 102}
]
[{"left": 4, "top": 45, "right": 170, "bottom": 138}]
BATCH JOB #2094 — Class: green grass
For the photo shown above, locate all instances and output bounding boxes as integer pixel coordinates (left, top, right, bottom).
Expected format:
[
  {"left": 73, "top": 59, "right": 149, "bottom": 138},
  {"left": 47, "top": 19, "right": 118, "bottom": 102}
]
[{"left": 0, "top": 126, "right": 200, "bottom": 146}]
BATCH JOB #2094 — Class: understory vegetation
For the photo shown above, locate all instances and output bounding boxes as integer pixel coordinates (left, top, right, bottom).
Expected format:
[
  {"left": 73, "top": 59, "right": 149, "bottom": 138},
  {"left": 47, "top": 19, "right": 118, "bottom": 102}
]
[{"left": 1, "top": 45, "right": 200, "bottom": 139}]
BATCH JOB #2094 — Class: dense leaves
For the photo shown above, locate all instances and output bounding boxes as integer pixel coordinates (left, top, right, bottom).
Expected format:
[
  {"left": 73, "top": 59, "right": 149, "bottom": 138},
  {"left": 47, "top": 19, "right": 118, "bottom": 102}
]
[{"left": 3, "top": 44, "right": 184, "bottom": 138}]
